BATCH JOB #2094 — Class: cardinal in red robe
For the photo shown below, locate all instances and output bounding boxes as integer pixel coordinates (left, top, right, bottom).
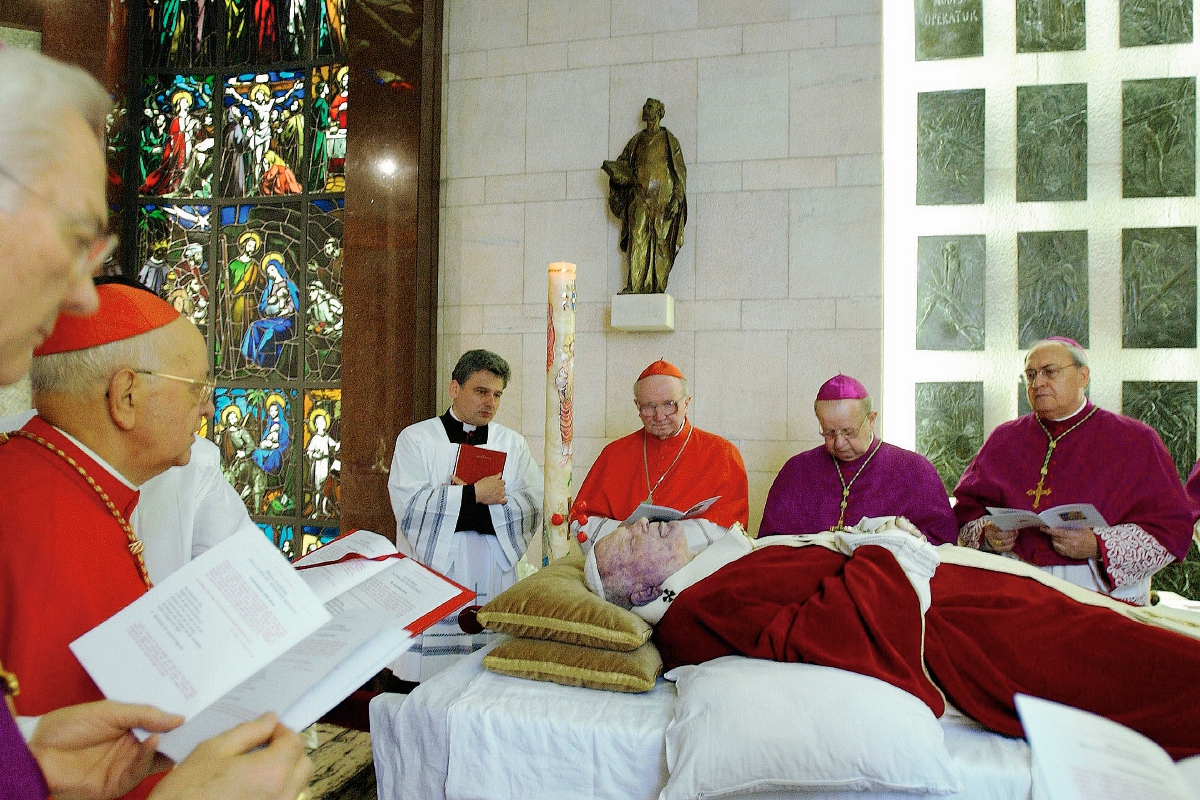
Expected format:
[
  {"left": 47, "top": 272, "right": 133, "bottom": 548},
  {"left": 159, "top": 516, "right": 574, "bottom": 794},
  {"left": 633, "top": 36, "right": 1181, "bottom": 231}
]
[
  {"left": 953, "top": 337, "right": 1192, "bottom": 605},
  {"left": 0, "top": 284, "right": 212, "bottom": 800},
  {"left": 573, "top": 359, "right": 748, "bottom": 528}
]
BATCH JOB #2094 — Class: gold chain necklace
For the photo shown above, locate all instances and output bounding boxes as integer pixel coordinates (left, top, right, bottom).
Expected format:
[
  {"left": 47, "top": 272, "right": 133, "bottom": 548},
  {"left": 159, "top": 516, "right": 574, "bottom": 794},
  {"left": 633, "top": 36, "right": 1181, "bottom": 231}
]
[
  {"left": 1028, "top": 406, "right": 1100, "bottom": 510},
  {"left": 643, "top": 424, "right": 694, "bottom": 504},
  {"left": 0, "top": 430, "right": 153, "bottom": 590},
  {"left": 830, "top": 437, "right": 883, "bottom": 531}
]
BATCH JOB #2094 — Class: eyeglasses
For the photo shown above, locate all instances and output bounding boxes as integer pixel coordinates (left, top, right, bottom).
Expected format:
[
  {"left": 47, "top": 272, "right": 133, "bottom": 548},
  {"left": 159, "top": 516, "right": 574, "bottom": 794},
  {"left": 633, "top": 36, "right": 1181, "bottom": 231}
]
[
  {"left": 1023, "top": 363, "right": 1077, "bottom": 383},
  {"left": 820, "top": 415, "right": 869, "bottom": 441},
  {"left": 0, "top": 165, "right": 118, "bottom": 275},
  {"left": 636, "top": 399, "right": 681, "bottom": 417},
  {"left": 136, "top": 370, "right": 216, "bottom": 404}
]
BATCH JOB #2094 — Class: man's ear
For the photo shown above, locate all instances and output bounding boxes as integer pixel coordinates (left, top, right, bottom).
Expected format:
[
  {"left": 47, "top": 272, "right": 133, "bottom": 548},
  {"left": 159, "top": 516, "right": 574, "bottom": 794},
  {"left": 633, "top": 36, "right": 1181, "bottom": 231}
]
[
  {"left": 630, "top": 583, "right": 663, "bottom": 607},
  {"left": 106, "top": 368, "right": 139, "bottom": 431}
]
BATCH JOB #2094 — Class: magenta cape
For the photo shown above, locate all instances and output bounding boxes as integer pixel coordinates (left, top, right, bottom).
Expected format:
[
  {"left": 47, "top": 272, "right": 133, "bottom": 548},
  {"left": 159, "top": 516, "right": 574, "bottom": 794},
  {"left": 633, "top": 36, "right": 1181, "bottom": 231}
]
[
  {"left": 759, "top": 441, "right": 958, "bottom": 544},
  {"left": 0, "top": 701, "right": 47, "bottom": 800},
  {"left": 654, "top": 545, "right": 1200, "bottom": 759},
  {"left": 953, "top": 403, "right": 1193, "bottom": 566}
]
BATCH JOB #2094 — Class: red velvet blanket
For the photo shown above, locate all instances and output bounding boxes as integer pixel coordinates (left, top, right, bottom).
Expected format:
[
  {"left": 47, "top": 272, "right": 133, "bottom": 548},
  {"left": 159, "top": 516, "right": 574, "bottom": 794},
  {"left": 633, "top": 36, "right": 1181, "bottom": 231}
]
[{"left": 655, "top": 544, "right": 1200, "bottom": 759}]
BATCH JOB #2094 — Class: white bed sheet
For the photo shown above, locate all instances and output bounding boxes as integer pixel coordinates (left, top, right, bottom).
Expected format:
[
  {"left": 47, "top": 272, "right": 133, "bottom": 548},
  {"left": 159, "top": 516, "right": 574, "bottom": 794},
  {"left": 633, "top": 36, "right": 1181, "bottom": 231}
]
[{"left": 370, "top": 644, "right": 1035, "bottom": 800}]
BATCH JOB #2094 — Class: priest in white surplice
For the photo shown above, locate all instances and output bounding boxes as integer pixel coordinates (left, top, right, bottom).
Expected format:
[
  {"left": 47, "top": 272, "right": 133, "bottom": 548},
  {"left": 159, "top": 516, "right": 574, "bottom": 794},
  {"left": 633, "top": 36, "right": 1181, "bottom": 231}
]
[{"left": 387, "top": 349, "right": 542, "bottom": 680}]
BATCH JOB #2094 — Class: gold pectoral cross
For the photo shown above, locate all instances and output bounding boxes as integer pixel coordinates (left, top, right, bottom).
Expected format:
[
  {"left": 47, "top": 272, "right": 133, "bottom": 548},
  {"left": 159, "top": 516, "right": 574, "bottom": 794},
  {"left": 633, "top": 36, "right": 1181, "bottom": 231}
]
[{"left": 1027, "top": 478, "right": 1052, "bottom": 509}]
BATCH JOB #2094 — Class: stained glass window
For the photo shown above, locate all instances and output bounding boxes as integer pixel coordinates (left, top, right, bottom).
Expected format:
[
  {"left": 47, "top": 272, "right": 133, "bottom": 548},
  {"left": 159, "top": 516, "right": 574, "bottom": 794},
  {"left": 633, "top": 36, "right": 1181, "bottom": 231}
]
[{"left": 121, "top": 1, "right": 349, "bottom": 560}]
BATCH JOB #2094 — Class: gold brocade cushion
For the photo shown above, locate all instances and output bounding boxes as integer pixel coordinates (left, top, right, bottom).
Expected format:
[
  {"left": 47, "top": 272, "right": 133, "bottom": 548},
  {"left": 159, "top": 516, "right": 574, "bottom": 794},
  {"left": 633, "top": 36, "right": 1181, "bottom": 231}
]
[
  {"left": 477, "top": 552, "right": 652, "bottom": 651},
  {"left": 483, "top": 636, "right": 663, "bottom": 693}
]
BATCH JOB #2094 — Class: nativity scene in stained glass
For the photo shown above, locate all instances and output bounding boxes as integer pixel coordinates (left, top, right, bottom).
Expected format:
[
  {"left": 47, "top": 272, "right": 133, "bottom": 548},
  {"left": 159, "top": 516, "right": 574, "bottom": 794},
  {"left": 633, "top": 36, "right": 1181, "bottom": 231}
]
[
  {"left": 215, "top": 203, "right": 303, "bottom": 379},
  {"left": 307, "top": 198, "right": 343, "bottom": 380}
]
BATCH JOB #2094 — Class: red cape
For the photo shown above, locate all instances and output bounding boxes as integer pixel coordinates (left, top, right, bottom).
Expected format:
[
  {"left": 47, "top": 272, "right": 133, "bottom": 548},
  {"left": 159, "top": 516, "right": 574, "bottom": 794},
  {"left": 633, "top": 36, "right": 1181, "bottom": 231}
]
[
  {"left": 656, "top": 544, "right": 1200, "bottom": 759},
  {"left": 953, "top": 404, "right": 1193, "bottom": 565},
  {"left": 574, "top": 420, "right": 749, "bottom": 528},
  {"left": 0, "top": 416, "right": 161, "bottom": 799}
]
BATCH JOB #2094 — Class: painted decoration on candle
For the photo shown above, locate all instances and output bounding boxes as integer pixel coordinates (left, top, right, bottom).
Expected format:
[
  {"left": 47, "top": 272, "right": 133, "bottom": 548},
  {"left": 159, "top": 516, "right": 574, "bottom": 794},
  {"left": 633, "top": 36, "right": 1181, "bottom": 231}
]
[
  {"left": 139, "top": 75, "right": 215, "bottom": 199},
  {"left": 307, "top": 199, "right": 345, "bottom": 380},
  {"left": 543, "top": 263, "right": 577, "bottom": 566},
  {"left": 137, "top": 204, "right": 211, "bottom": 335},
  {"left": 214, "top": 387, "right": 298, "bottom": 516},
  {"left": 215, "top": 203, "right": 304, "bottom": 379},
  {"left": 221, "top": 72, "right": 306, "bottom": 198},
  {"left": 303, "top": 389, "right": 341, "bottom": 519}
]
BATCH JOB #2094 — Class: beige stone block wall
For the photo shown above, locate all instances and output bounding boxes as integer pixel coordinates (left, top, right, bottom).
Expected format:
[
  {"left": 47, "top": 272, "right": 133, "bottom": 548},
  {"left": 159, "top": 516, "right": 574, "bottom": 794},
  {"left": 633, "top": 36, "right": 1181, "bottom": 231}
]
[{"left": 440, "top": 0, "right": 883, "bottom": 533}]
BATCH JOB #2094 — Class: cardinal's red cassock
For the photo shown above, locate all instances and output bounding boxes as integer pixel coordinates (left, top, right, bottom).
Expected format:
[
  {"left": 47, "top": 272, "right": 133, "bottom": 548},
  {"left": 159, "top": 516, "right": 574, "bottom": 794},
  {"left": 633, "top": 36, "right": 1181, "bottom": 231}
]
[
  {"left": 952, "top": 402, "right": 1193, "bottom": 603},
  {"left": 574, "top": 419, "right": 749, "bottom": 528},
  {"left": 653, "top": 533, "right": 1200, "bottom": 760}
]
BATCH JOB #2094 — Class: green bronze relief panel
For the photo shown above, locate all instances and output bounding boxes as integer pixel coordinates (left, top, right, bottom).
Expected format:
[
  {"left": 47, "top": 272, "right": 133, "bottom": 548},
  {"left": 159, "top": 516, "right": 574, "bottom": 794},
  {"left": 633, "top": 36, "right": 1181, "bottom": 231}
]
[
  {"left": 917, "top": 89, "right": 986, "bottom": 205},
  {"left": 1018, "top": 230, "right": 1089, "bottom": 347},
  {"left": 916, "top": 0, "right": 984, "bottom": 60},
  {"left": 1016, "top": 84, "right": 1088, "bottom": 202},
  {"left": 917, "top": 235, "right": 986, "bottom": 350},
  {"left": 1122, "top": 227, "right": 1197, "bottom": 348},
  {"left": 1017, "top": 0, "right": 1086, "bottom": 52},
  {"left": 916, "top": 382, "right": 985, "bottom": 494},
  {"left": 1120, "top": 0, "right": 1193, "bottom": 46},
  {"left": 1122, "top": 381, "right": 1198, "bottom": 481},
  {"left": 1123, "top": 78, "right": 1197, "bottom": 198}
]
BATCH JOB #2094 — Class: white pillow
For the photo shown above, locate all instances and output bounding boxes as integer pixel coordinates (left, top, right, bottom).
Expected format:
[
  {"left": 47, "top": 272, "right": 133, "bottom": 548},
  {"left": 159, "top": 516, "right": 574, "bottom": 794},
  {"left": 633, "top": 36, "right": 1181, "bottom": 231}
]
[{"left": 661, "top": 656, "right": 963, "bottom": 799}]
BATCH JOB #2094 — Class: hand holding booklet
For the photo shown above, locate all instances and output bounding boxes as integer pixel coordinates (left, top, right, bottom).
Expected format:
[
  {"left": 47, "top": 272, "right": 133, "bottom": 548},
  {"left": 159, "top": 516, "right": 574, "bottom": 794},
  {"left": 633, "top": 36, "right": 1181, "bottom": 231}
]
[
  {"left": 70, "top": 528, "right": 473, "bottom": 762},
  {"left": 624, "top": 496, "right": 720, "bottom": 525},
  {"left": 985, "top": 503, "right": 1108, "bottom": 531}
]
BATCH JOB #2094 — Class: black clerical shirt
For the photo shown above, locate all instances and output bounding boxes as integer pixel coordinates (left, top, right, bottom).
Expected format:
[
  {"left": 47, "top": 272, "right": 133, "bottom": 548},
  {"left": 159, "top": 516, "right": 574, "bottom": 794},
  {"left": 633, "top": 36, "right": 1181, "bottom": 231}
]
[{"left": 440, "top": 411, "right": 498, "bottom": 536}]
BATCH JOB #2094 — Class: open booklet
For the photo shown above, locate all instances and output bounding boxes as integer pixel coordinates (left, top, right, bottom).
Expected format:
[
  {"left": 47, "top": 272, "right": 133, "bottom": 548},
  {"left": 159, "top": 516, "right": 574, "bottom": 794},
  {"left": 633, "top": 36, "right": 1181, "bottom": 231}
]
[
  {"left": 70, "top": 528, "right": 473, "bottom": 762},
  {"left": 985, "top": 503, "right": 1108, "bottom": 532},
  {"left": 624, "top": 496, "right": 720, "bottom": 525},
  {"left": 1015, "top": 694, "right": 1200, "bottom": 800}
]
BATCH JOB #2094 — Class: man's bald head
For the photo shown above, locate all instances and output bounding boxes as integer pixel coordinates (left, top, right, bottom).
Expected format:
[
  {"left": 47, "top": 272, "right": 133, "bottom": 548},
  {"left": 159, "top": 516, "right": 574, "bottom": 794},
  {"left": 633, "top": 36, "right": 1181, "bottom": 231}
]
[{"left": 592, "top": 519, "right": 694, "bottom": 609}]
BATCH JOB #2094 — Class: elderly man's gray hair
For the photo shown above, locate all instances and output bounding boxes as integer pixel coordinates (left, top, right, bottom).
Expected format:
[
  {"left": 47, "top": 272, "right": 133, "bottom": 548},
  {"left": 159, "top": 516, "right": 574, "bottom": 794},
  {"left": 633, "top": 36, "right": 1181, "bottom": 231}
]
[
  {"left": 1027, "top": 338, "right": 1088, "bottom": 368},
  {"left": 31, "top": 326, "right": 172, "bottom": 396},
  {"left": 0, "top": 49, "right": 111, "bottom": 208}
]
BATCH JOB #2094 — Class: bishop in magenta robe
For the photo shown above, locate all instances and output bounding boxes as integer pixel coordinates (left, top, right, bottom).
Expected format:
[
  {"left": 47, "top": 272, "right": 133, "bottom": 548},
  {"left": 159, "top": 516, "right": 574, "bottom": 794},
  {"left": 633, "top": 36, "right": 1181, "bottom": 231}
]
[
  {"left": 760, "top": 374, "right": 957, "bottom": 542},
  {"left": 953, "top": 338, "right": 1193, "bottom": 604},
  {"left": 573, "top": 360, "right": 749, "bottom": 528}
]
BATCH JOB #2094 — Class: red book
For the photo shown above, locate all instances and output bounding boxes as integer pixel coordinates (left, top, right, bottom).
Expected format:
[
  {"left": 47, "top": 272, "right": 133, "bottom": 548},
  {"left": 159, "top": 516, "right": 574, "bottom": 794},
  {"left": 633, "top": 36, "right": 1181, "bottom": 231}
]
[{"left": 454, "top": 443, "right": 507, "bottom": 485}]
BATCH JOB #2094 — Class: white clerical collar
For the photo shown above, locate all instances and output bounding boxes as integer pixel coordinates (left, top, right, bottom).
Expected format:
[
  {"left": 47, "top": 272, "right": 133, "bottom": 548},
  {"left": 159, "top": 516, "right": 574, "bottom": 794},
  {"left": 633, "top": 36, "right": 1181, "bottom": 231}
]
[
  {"left": 632, "top": 524, "right": 754, "bottom": 624},
  {"left": 1048, "top": 398, "right": 1088, "bottom": 422},
  {"left": 448, "top": 407, "right": 477, "bottom": 433},
  {"left": 50, "top": 422, "right": 139, "bottom": 490}
]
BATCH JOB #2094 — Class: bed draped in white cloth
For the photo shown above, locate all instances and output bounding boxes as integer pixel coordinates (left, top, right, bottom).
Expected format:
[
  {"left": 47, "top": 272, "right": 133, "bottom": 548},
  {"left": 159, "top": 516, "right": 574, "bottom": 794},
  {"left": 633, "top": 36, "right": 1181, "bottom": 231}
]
[{"left": 387, "top": 418, "right": 542, "bottom": 681}]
